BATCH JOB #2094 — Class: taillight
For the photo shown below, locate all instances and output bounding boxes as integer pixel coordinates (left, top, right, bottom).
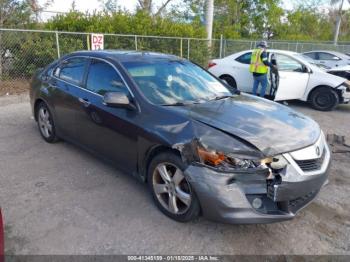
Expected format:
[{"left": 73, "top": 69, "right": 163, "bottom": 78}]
[{"left": 208, "top": 62, "right": 217, "bottom": 69}]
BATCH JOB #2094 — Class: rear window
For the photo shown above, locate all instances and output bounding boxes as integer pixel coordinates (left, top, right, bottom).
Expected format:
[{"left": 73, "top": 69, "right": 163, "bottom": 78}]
[
  {"left": 235, "top": 52, "right": 252, "bottom": 64},
  {"left": 303, "top": 52, "right": 317, "bottom": 59},
  {"left": 54, "top": 57, "right": 87, "bottom": 85}
]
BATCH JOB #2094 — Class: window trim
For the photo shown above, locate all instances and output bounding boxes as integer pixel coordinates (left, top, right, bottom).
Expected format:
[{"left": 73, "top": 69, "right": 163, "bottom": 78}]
[{"left": 52, "top": 55, "right": 135, "bottom": 99}]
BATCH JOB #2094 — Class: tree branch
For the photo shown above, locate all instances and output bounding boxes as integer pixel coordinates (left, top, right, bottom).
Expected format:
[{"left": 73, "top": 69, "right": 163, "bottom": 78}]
[{"left": 154, "top": 0, "right": 172, "bottom": 16}]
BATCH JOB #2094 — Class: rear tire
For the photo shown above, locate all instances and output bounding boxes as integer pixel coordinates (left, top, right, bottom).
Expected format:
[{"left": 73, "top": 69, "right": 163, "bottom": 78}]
[
  {"left": 36, "top": 102, "right": 59, "bottom": 143},
  {"left": 220, "top": 75, "right": 237, "bottom": 89},
  {"left": 309, "top": 86, "right": 339, "bottom": 111},
  {"left": 147, "top": 151, "right": 200, "bottom": 222}
]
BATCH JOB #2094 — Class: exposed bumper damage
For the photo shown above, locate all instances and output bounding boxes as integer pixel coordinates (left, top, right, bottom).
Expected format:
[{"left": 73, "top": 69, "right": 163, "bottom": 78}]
[
  {"left": 337, "top": 84, "right": 350, "bottom": 104},
  {"left": 175, "top": 127, "right": 330, "bottom": 224},
  {"left": 184, "top": 159, "right": 329, "bottom": 224}
]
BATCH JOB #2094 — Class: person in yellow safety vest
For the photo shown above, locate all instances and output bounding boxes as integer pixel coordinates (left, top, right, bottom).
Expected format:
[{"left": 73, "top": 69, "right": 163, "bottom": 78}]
[{"left": 250, "top": 41, "right": 276, "bottom": 97}]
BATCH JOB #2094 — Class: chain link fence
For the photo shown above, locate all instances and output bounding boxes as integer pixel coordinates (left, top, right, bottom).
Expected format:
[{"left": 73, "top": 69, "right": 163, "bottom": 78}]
[{"left": 1, "top": 28, "right": 350, "bottom": 95}]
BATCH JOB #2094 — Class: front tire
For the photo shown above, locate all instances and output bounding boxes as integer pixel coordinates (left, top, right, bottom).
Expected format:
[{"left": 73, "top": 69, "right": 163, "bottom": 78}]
[
  {"left": 309, "top": 86, "right": 339, "bottom": 111},
  {"left": 148, "top": 152, "right": 200, "bottom": 222},
  {"left": 36, "top": 102, "right": 59, "bottom": 143}
]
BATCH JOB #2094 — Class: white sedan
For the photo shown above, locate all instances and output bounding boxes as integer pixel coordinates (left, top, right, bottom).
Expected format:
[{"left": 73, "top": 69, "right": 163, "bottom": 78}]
[{"left": 208, "top": 49, "right": 350, "bottom": 111}]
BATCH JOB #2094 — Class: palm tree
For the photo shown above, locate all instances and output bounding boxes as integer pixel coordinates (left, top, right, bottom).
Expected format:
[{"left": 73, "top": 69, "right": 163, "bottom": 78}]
[
  {"left": 332, "top": 0, "right": 350, "bottom": 44},
  {"left": 205, "top": 0, "right": 214, "bottom": 46}
]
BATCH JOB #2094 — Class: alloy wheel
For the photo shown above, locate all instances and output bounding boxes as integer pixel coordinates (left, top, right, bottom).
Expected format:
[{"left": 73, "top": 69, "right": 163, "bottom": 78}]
[
  {"left": 38, "top": 107, "right": 53, "bottom": 139},
  {"left": 152, "top": 163, "right": 192, "bottom": 215}
]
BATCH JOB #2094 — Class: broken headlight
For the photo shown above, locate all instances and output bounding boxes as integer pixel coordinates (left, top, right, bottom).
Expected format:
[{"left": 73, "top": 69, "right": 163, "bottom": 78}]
[
  {"left": 197, "top": 147, "right": 262, "bottom": 169},
  {"left": 343, "top": 80, "right": 350, "bottom": 92},
  {"left": 197, "top": 146, "right": 288, "bottom": 171}
]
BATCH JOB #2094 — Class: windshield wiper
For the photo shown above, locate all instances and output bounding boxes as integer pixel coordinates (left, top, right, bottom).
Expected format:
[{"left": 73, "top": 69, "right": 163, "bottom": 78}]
[
  {"left": 161, "top": 102, "right": 187, "bottom": 106},
  {"left": 209, "top": 95, "right": 235, "bottom": 101}
]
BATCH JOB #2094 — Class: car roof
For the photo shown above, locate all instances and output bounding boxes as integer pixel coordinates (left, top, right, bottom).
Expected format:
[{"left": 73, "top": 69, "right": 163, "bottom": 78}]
[
  {"left": 225, "top": 49, "right": 298, "bottom": 58},
  {"left": 68, "top": 50, "right": 182, "bottom": 63}
]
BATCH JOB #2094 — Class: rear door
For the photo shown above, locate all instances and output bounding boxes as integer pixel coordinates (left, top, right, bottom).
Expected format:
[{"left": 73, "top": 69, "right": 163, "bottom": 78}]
[
  {"left": 274, "top": 53, "right": 310, "bottom": 101},
  {"left": 233, "top": 52, "right": 254, "bottom": 92},
  {"left": 74, "top": 58, "right": 139, "bottom": 172},
  {"left": 51, "top": 57, "right": 89, "bottom": 139}
]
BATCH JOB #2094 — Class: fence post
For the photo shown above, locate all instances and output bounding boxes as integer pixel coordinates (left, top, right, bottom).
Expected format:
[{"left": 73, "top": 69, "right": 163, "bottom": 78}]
[
  {"left": 0, "top": 30, "right": 2, "bottom": 78},
  {"left": 135, "top": 35, "right": 138, "bottom": 50},
  {"left": 219, "top": 34, "right": 223, "bottom": 58},
  {"left": 55, "top": 31, "right": 60, "bottom": 58},
  {"left": 187, "top": 39, "right": 190, "bottom": 60},
  {"left": 86, "top": 34, "right": 90, "bottom": 50},
  {"left": 223, "top": 39, "right": 226, "bottom": 57},
  {"left": 180, "top": 38, "right": 183, "bottom": 58},
  {"left": 295, "top": 42, "right": 299, "bottom": 52}
]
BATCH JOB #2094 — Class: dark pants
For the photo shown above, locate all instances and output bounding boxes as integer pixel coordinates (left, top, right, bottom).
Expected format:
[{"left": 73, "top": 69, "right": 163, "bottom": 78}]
[{"left": 252, "top": 74, "right": 268, "bottom": 97}]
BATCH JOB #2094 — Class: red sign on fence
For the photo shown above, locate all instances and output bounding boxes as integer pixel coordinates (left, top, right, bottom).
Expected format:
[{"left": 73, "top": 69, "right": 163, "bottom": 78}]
[{"left": 91, "top": 34, "right": 104, "bottom": 50}]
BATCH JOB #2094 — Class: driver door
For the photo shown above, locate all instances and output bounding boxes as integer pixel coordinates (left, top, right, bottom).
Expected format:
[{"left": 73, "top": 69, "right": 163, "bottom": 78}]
[
  {"left": 74, "top": 58, "right": 139, "bottom": 173},
  {"left": 274, "top": 53, "right": 310, "bottom": 101}
]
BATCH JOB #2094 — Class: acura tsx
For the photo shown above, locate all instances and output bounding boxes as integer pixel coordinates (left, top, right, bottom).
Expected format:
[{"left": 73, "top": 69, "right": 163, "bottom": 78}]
[{"left": 30, "top": 50, "right": 331, "bottom": 224}]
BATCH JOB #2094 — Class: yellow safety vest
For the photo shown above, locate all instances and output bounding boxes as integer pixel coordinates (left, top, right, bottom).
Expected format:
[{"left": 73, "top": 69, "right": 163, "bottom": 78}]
[{"left": 249, "top": 49, "right": 268, "bottom": 74}]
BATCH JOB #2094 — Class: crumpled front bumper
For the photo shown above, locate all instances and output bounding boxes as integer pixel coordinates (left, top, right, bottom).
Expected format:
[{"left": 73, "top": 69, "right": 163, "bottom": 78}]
[
  {"left": 338, "top": 85, "right": 350, "bottom": 104},
  {"left": 184, "top": 144, "right": 331, "bottom": 224}
]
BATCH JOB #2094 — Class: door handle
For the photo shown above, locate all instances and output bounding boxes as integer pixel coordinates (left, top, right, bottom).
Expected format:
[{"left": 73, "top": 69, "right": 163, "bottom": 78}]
[
  {"left": 48, "top": 83, "right": 57, "bottom": 89},
  {"left": 78, "top": 98, "right": 91, "bottom": 107}
]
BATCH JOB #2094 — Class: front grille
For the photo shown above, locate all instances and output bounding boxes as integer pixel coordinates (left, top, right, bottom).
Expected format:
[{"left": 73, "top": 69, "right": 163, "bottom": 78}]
[{"left": 294, "top": 150, "right": 326, "bottom": 172}]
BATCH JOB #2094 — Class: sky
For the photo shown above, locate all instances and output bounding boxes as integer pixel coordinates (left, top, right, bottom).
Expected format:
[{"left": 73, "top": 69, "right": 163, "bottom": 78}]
[{"left": 38, "top": 0, "right": 350, "bottom": 20}]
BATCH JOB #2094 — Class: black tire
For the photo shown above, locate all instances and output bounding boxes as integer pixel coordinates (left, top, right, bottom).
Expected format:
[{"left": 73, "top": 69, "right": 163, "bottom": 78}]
[
  {"left": 36, "top": 102, "right": 59, "bottom": 143},
  {"left": 220, "top": 75, "right": 237, "bottom": 89},
  {"left": 147, "top": 151, "right": 200, "bottom": 222},
  {"left": 309, "top": 86, "right": 339, "bottom": 111}
]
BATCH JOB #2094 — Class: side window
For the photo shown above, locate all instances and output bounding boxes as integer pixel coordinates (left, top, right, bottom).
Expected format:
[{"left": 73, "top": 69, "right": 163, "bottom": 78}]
[
  {"left": 318, "top": 52, "right": 341, "bottom": 61},
  {"left": 275, "top": 54, "right": 304, "bottom": 72},
  {"left": 86, "top": 59, "right": 127, "bottom": 95},
  {"left": 55, "top": 57, "right": 87, "bottom": 85},
  {"left": 235, "top": 52, "right": 252, "bottom": 64},
  {"left": 304, "top": 52, "right": 316, "bottom": 59}
]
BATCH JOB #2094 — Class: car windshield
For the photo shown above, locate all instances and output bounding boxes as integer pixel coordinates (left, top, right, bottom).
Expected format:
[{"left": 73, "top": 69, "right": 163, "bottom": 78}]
[{"left": 122, "top": 59, "right": 232, "bottom": 105}]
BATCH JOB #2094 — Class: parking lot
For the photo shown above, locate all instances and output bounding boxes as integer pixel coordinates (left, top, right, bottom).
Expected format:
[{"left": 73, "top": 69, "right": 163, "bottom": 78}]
[{"left": 1, "top": 93, "right": 350, "bottom": 255}]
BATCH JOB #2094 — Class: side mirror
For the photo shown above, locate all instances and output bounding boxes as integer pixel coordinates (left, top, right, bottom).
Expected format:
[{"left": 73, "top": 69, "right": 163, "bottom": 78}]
[
  {"left": 103, "top": 91, "right": 135, "bottom": 110},
  {"left": 302, "top": 65, "right": 311, "bottom": 73}
]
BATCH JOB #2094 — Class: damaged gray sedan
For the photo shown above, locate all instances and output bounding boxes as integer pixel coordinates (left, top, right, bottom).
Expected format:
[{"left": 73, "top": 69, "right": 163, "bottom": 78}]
[{"left": 30, "top": 51, "right": 331, "bottom": 224}]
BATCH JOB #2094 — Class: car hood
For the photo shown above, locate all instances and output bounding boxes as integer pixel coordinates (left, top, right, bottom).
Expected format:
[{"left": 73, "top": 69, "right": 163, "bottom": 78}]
[{"left": 170, "top": 94, "right": 320, "bottom": 156}]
